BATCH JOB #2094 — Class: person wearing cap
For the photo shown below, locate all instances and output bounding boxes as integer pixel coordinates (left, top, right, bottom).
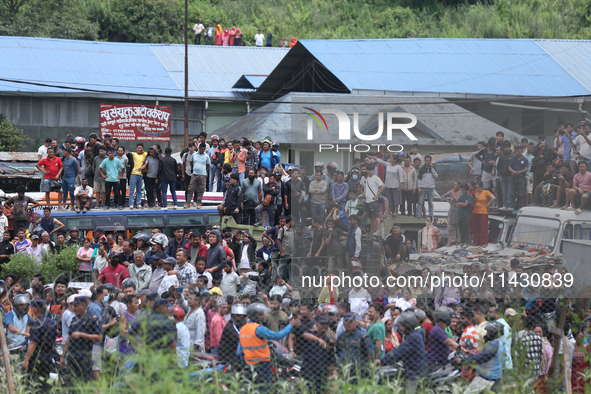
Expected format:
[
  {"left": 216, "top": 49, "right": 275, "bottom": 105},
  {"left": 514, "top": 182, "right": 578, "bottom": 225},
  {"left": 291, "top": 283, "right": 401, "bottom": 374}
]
[
  {"left": 335, "top": 312, "right": 374, "bottom": 381},
  {"left": 60, "top": 296, "right": 102, "bottom": 382},
  {"left": 25, "top": 234, "right": 43, "bottom": 266},
  {"left": 62, "top": 294, "right": 78, "bottom": 341},
  {"left": 150, "top": 253, "right": 168, "bottom": 293},
  {"left": 21, "top": 299, "right": 58, "bottom": 392},
  {"left": 98, "top": 252, "right": 129, "bottom": 288},
  {"left": 130, "top": 298, "right": 176, "bottom": 352},
  {"left": 301, "top": 315, "right": 336, "bottom": 394},
  {"left": 158, "top": 257, "right": 180, "bottom": 296}
]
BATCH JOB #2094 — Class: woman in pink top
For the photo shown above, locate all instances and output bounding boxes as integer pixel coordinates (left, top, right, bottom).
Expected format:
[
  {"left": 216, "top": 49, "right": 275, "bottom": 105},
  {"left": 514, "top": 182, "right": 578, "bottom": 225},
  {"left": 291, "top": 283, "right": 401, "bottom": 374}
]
[
  {"left": 229, "top": 26, "right": 236, "bottom": 46},
  {"left": 222, "top": 28, "right": 230, "bottom": 46},
  {"left": 77, "top": 238, "right": 93, "bottom": 282}
]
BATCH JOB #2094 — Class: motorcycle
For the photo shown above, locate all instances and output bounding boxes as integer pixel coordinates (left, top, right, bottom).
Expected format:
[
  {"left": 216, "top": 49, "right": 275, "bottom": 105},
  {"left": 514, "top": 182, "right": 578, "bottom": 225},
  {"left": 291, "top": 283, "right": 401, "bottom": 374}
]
[{"left": 376, "top": 350, "right": 464, "bottom": 393}]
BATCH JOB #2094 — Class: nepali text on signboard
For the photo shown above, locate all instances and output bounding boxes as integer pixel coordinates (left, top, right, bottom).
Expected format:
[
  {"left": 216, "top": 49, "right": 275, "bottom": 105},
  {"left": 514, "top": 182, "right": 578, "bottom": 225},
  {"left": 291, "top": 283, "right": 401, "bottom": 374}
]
[{"left": 99, "top": 104, "right": 171, "bottom": 142}]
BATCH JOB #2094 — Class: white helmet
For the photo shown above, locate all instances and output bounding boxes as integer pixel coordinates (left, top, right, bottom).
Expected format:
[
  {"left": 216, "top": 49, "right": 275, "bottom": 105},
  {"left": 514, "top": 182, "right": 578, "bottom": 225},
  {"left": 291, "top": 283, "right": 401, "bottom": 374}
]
[{"left": 149, "top": 232, "right": 168, "bottom": 249}]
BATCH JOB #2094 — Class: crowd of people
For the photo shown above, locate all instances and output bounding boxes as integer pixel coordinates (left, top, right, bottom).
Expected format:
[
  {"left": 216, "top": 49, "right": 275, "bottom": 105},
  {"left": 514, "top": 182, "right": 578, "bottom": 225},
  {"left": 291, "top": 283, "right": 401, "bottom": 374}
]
[
  {"left": 191, "top": 20, "right": 297, "bottom": 48},
  {"left": 0, "top": 122, "right": 590, "bottom": 392}
]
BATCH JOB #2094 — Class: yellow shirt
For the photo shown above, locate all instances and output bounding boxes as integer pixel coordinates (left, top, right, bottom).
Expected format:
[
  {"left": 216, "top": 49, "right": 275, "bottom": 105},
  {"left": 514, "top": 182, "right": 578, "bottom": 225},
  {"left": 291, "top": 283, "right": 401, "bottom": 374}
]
[
  {"left": 131, "top": 152, "right": 147, "bottom": 176},
  {"left": 209, "top": 286, "right": 223, "bottom": 296}
]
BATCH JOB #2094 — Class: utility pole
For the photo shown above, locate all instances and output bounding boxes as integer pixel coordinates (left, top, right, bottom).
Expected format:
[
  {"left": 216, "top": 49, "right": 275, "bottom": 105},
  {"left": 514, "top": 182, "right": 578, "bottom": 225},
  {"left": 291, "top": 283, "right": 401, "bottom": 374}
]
[{"left": 184, "top": 0, "right": 189, "bottom": 147}]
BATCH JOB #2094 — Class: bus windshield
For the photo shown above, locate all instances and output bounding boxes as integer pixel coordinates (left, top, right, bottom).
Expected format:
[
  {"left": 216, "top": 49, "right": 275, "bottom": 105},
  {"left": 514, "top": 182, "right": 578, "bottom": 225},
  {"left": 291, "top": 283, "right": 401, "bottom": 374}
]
[{"left": 508, "top": 216, "right": 560, "bottom": 252}]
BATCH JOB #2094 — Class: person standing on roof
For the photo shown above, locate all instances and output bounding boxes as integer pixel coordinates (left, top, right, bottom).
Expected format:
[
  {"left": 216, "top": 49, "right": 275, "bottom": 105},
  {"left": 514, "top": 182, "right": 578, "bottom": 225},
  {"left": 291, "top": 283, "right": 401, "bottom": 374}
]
[
  {"left": 36, "top": 147, "right": 64, "bottom": 211},
  {"left": 254, "top": 29, "right": 265, "bottom": 47},
  {"left": 186, "top": 143, "right": 210, "bottom": 209}
]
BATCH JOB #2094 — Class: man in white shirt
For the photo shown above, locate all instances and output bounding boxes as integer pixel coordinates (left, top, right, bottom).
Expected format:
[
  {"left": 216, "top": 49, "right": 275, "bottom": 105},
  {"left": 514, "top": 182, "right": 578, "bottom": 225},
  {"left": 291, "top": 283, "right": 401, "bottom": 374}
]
[
  {"left": 360, "top": 162, "right": 385, "bottom": 236},
  {"left": 61, "top": 294, "right": 78, "bottom": 341},
  {"left": 254, "top": 29, "right": 265, "bottom": 47},
  {"left": 348, "top": 280, "right": 372, "bottom": 318},
  {"left": 74, "top": 178, "right": 94, "bottom": 213},
  {"left": 158, "top": 257, "right": 179, "bottom": 296},
  {"left": 37, "top": 138, "right": 51, "bottom": 160},
  {"left": 573, "top": 123, "right": 591, "bottom": 166},
  {"left": 193, "top": 20, "right": 204, "bottom": 45},
  {"left": 220, "top": 261, "right": 240, "bottom": 297},
  {"left": 184, "top": 292, "right": 206, "bottom": 351}
]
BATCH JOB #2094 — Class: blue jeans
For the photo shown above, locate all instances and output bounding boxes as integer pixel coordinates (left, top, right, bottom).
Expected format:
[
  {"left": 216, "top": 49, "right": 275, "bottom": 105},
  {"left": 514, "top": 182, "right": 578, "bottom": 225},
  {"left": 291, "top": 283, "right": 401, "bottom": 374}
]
[
  {"left": 209, "top": 166, "right": 222, "bottom": 192},
  {"left": 160, "top": 180, "right": 177, "bottom": 207},
  {"left": 510, "top": 175, "right": 525, "bottom": 210},
  {"left": 417, "top": 188, "right": 434, "bottom": 217},
  {"left": 310, "top": 203, "right": 326, "bottom": 224},
  {"left": 61, "top": 177, "right": 76, "bottom": 205},
  {"left": 129, "top": 174, "right": 143, "bottom": 207},
  {"left": 239, "top": 172, "right": 245, "bottom": 183},
  {"left": 500, "top": 175, "right": 511, "bottom": 208}
]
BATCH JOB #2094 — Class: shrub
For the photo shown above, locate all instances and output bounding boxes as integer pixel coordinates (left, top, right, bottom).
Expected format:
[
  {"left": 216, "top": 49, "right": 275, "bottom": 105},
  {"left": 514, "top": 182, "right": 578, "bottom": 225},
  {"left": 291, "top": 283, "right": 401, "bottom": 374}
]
[
  {"left": 1, "top": 245, "right": 80, "bottom": 283},
  {"left": 0, "top": 253, "right": 37, "bottom": 280}
]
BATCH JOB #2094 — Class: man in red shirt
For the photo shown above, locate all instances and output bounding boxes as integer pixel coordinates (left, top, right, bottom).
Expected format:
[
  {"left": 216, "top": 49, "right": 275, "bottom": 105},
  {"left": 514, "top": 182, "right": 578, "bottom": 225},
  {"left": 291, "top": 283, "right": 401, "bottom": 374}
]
[
  {"left": 98, "top": 252, "right": 129, "bottom": 288},
  {"left": 35, "top": 147, "right": 64, "bottom": 210}
]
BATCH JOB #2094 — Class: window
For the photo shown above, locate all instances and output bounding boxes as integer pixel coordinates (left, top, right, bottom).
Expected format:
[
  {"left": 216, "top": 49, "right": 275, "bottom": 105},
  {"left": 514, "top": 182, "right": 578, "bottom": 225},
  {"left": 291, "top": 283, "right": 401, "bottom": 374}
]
[
  {"left": 573, "top": 223, "right": 591, "bottom": 241},
  {"left": 168, "top": 214, "right": 206, "bottom": 226},
  {"left": 488, "top": 219, "right": 504, "bottom": 244},
  {"left": 207, "top": 215, "right": 220, "bottom": 225},
  {"left": 95, "top": 216, "right": 126, "bottom": 228},
  {"left": 508, "top": 216, "right": 560, "bottom": 252},
  {"left": 63, "top": 217, "right": 94, "bottom": 229},
  {"left": 127, "top": 216, "right": 165, "bottom": 228},
  {"left": 299, "top": 151, "right": 315, "bottom": 173}
]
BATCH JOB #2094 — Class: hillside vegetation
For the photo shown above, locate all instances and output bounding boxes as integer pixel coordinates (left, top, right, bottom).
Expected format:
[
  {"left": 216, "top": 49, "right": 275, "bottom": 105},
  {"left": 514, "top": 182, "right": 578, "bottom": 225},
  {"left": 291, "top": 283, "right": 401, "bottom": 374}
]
[{"left": 1, "top": 0, "right": 591, "bottom": 43}]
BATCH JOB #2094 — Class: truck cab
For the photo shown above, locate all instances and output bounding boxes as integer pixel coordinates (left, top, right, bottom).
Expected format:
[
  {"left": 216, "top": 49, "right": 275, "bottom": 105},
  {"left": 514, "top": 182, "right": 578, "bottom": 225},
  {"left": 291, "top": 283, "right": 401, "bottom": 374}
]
[{"left": 500, "top": 206, "right": 591, "bottom": 257}]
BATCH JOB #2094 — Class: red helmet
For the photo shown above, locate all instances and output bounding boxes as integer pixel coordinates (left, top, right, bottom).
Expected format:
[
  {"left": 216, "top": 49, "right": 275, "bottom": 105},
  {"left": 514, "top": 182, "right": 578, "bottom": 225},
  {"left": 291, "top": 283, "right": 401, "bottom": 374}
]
[
  {"left": 169, "top": 306, "right": 186, "bottom": 322},
  {"left": 317, "top": 303, "right": 338, "bottom": 319}
]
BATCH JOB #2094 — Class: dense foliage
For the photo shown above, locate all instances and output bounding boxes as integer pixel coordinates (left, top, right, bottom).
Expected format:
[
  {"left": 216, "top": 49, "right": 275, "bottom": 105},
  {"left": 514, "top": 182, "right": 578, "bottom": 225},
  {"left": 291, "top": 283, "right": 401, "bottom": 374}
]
[
  {"left": 1, "top": 0, "right": 591, "bottom": 43},
  {"left": 0, "top": 245, "right": 80, "bottom": 282},
  {"left": 0, "top": 114, "right": 27, "bottom": 152}
]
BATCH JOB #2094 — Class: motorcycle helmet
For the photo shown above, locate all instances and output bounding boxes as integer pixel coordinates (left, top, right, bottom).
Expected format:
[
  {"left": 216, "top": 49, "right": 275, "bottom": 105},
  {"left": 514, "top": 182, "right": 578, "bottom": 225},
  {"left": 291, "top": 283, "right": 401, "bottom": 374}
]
[
  {"left": 394, "top": 311, "right": 417, "bottom": 333},
  {"left": 69, "top": 226, "right": 79, "bottom": 233},
  {"left": 32, "top": 227, "right": 44, "bottom": 238},
  {"left": 74, "top": 136, "right": 86, "bottom": 145},
  {"left": 246, "top": 302, "right": 270, "bottom": 323},
  {"left": 483, "top": 321, "right": 504, "bottom": 343},
  {"left": 149, "top": 232, "right": 168, "bottom": 250},
  {"left": 231, "top": 303, "right": 248, "bottom": 326},
  {"left": 12, "top": 294, "right": 31, "bottom": 318},
  {"left": 434, "top": 306, "right": 454, "bottom": 325},
  {"left": 314, "top": 161, "right": 325, "bottom": 170},
  {"left": 414, "top": 308, "right": 426, "bottom": 322},
  {"left": 272, "top": 141, "right": 279, "bottom": 149},
  {"left": 317, "top": 303, "right": 338, "bottom": 319},
  {"left": 327, "top": 161, "right": 339, "bottom": 172},
  {"left": 169, "top": 305, "right": 186, "bottom": 322},
  {"left": 132, "top": 232, "right": 150, "bottom": 242}
]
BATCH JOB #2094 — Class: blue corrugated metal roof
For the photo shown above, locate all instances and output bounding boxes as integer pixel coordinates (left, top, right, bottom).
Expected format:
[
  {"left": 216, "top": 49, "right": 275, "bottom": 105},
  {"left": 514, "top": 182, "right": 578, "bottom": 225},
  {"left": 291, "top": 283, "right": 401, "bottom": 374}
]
[
  {"left": 298, "top": 38, "right": 591, "bottom": 97},
  {"left": 231, "top": 74, "right": 269, "bottom": 90},
  {"left": 0, "top": 37, "right": 288, "bottom": 99},
  {"left": 150, "top": 45, "right": 287, "bottom": 98}
]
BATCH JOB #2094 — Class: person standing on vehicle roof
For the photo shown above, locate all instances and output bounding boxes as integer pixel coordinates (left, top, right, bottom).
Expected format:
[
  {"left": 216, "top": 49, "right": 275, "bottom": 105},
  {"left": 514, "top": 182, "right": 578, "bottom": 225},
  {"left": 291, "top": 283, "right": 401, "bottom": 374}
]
[{"left": 239, "top": 303, "right": 301, "bottom": 393}]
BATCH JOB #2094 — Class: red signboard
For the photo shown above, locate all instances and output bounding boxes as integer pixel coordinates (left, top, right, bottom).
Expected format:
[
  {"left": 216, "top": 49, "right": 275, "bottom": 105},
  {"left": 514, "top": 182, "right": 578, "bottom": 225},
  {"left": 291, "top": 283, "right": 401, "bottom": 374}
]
[{"left": 99, "top": 104, "right": 171, "bottom": 142}]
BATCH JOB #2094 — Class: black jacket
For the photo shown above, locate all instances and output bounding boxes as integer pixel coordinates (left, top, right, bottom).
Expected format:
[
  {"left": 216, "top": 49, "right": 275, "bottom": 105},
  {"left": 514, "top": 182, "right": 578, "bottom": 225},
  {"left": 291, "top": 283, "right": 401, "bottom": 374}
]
[
  {"left": 262, "top": 182, "right": 280, "bottom": 205},
  {"left": 158, "top": 155, "right": 178, "bottom": 182},
  {"left": 223, "top": 184, "right": 243, "bottom": 210},
  {"left": 165, "top": 237, "right": 190, "bottom": 257}
]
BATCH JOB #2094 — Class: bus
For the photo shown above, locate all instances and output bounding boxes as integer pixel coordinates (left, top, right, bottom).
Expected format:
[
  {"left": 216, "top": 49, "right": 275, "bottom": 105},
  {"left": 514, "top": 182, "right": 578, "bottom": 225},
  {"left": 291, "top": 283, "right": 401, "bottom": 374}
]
[{"left": 50, "top": 207, "right": 220, "bottom": 240}]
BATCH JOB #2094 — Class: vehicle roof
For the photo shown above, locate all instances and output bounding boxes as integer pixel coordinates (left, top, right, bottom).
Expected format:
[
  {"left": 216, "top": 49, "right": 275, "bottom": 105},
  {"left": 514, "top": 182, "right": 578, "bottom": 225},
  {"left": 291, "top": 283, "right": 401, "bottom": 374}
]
[
  {"left": 50, "top": 208, "right": 218, "bottom": 217},
  {"left": 516, "top": 206, "right": 591, "bottom": 221}
]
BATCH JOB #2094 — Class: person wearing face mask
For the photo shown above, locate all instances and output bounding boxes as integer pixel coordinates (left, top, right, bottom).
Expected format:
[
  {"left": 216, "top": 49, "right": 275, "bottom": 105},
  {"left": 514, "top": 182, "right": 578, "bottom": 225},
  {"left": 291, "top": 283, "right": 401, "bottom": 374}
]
[{"left": 98, "top": 252, "right": 130, "bottom": 288}]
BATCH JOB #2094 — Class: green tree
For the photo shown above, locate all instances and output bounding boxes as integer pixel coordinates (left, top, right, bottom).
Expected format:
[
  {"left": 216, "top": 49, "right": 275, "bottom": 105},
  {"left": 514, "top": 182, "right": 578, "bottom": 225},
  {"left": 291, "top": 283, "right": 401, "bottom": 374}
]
[{"left": 0, "top": 114, "right": 27, "bottom": 152}]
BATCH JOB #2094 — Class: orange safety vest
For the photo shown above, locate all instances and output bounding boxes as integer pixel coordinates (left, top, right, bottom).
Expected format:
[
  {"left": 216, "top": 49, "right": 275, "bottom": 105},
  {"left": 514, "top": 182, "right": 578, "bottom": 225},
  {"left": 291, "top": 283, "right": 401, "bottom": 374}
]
[{"left": 240, "top": 322, "right": 271, "bottom": 365}]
